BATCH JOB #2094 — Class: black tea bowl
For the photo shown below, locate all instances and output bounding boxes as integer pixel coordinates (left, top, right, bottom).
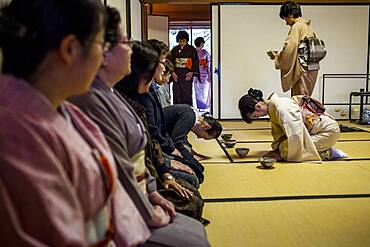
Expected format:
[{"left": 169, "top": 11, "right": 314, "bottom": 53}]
[
  {"left": 224, "top": 139, "right": 237, "bottom": 148},
  {"left": 259, "top": 157, "right": 276, "bottom": 169},
  {"left": 235, "top": 148, "right": 249, "bottom": 158},
  {"left": 221, "top": 134, "right": 233, "bottom": 141}
]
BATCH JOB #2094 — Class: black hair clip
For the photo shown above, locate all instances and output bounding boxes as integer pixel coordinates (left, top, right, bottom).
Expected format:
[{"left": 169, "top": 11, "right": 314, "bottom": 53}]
[
  {"left": 247, "top": 88, "right": 263, "bottom": 101},
  {"left": 202, "top": 112, "right": 213, "bottom": 118}
]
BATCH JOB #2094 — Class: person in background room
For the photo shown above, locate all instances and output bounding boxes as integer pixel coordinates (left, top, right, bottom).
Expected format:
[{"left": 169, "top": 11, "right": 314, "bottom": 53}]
[
  {"left": 194, "top": 36, "right": 211, "bottom": 111},
  {"left": 238, "top": 88, "right": 347, "bottom": 162},
  {"left": 169, "top": 30, "right": 199, "bottom": 106},
  {"left": 268, "top": 1, "right": 318, "bottom": 96},
  {"left": 0, "top": 1, "right": 149, "bottom": 246}
]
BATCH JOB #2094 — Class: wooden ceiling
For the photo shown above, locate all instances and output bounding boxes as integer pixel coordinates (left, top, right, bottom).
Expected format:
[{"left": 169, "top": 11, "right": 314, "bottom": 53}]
[
  {"left": 150, "top": 3, "right": 210, "bottom": 21},
  {"left": 148, "top": 0, "right": 370, "bottom": 22}
]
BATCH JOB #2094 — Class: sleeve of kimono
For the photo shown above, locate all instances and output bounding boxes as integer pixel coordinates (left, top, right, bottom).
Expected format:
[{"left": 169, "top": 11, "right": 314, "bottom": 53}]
[
  {"left": 275, "top": 24, "right": 301, "bottom": 71},
  {"left": 276, "top": 104, "right": 307, "bottom": 162},
  {"left": 149, "top": 138, "right": 170, "bottom": 176},
  {"left": 140, "top": 95, "right": 175, "bottom": 154},
  {"left": 192, "top": 47, "right": 200, "bottom": 79},
  {"left": 69, "top": 95, "right": 154, "bottom": 222},
  {"left": 146, "top": 171, "right": 157, "bottom": 193},
  {"left": 206, "top": 50, "right": 211, "bottom": 80},
  {"left": 0, "top": 119, "right": 86, "bottom": 246},
  {"left": 270, "top": 120, "right": 287, "bottom": 152}
]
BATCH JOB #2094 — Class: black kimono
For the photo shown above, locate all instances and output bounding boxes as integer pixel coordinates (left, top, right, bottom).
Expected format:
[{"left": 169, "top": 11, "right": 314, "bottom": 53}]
[{"left": 170, "top": 44, "right": 200, "bottom": 105}]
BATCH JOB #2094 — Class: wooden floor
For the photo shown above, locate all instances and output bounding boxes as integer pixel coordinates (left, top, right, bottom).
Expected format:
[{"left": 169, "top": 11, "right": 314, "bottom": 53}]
[{"left": 189, "top": 120, "right": 370, "bottom": 247}]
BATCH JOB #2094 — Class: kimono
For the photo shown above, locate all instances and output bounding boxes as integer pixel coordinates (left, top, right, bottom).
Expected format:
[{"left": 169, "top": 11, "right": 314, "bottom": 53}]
[
  {"left": 0, "top": 74, "right": 149, "bottom": 246},
  {"left": 69, "top": 77, "right": 156, "bottom": 222},
  {"left": 123, "top": 95, "right": 204, "bottom": 221},
  {"left": 268, "top": 93, "right": 339, "bottom": 162},
  {"left": 194, "top": 48, "right": 211, "bottom": 109},
  {"left": 275, "top": 18, "right": 318, "bottom": 96},
  {"left": 170, "top": 44, "right": 200, "bottom": 105},
  {"left": 122, "top": 85, "right": 205, "bottom": 184},
  {"left": 70, "top": 77, "right": 210, "bottom": 247}
]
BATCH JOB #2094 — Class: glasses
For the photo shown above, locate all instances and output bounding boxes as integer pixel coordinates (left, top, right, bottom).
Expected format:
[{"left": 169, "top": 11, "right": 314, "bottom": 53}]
[{"left": 119, "top": 38, "right": 134, "bottom": 48}]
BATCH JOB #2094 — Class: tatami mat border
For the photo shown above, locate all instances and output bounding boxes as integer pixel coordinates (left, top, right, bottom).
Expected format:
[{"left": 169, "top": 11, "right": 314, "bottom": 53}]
[
  {"left": 204, "top": 194, "right": 370, "bottom": 203},
  {"left": 216, "top": 139, "right": 370, "bottom": 163}
]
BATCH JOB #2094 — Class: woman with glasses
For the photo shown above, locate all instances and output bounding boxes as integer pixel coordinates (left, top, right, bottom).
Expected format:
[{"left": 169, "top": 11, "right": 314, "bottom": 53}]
[
  {"left": 0, "top": 0, "right": 149, "bottom": 246},
  {"left": 70, "top": 7, "right": 210, "bottom": 247}
]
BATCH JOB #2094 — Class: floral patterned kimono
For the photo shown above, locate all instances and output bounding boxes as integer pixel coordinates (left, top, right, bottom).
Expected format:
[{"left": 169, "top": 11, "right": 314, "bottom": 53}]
[
  {"left": 268, "top": 93, "right": 340, "bottom": 162},
  {"left": 194, "top": 48, "right": 211, "bottom": 110},
  {"left": 0, "top": 74, "right": 149, "bottom": 246}
]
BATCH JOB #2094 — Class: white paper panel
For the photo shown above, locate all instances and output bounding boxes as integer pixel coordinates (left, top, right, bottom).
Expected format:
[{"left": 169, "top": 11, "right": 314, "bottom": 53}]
[
  {"left": 148, "top": 15, "right": 169, "bottom": 45},
  {"left": 211, "top": 5, "right": 219, "bottom": 118},
  {"left": 107, "top": 0, "right": 127, "bottom": 29},
  {"left": 130, "top": 0, "right": 141, "bottom": 41}
]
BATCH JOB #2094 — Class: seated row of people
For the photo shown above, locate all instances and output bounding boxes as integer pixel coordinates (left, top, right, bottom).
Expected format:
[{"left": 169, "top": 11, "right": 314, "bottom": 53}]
[{"left": 0, "top": 1, "right": 216, "bottom": 246}]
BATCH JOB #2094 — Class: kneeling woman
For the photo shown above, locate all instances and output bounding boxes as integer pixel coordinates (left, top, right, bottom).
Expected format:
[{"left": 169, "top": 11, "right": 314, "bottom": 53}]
[{"left": 238, "top": 89, "right": 346, "bottom": 162}]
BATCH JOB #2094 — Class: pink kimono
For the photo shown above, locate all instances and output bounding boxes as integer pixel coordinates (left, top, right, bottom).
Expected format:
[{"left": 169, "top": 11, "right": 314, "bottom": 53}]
[
  {"left": 0, "top": 74, "right": 150, "bottom": 246},
  {"left": 194, "top": 48, "right": 211, "bottom": 110}
]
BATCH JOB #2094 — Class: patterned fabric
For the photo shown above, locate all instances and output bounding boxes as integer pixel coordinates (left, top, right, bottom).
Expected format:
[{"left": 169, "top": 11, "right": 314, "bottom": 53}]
[
  {"left": 122, "top": 94, "right": 205, "bottom": 220},
  {"left": 275, "top": 18, "right": 316, "bottom": 95}
]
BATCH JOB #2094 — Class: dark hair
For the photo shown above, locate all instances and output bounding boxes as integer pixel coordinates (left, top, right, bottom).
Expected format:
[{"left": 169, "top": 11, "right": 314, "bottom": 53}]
[
  {"left": 194, "top": 37, "right": 205, "bottom": 47},
  {"left": 279, "top": 1, "right": 302, "bottom": 19},
  {"left": 176, "top": 30, "right": 189, "bottom": 42},
  {"left": 238, "top": 88, "right": 264, "bottom": 123},
  {"left": 105, "top": 6, "right": 121, "bottom": 46},
  {"left": 115, "top": 41, "right": 158, "bottom": 94},
  {"left": 202, "top": 114, "right": 222, "bottom": 138},
  {"left": 145, "top": 39, "right": 169, "bottom": 57},
  {"left": 0, "top": 0, "right": 105, "bottom": 80},
  {"left": 164, "top": 59, "right": 174, "bottom": 76}
]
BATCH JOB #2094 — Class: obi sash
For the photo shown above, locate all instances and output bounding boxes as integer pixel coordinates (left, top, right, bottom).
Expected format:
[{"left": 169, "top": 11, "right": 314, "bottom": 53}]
[
  {"left": 86, "top": 205, "right": 114, "bottom": 247},
  {"left": 175, "top": 57, "right": 192, "bottom": 69},
  {"left": 131, "top": 150, "right": 147, "bottom": 196}
]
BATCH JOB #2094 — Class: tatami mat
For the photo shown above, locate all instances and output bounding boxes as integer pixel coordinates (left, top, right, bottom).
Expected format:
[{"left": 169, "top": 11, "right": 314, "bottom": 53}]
[
  {"left": 220, "top": 129, "right": 370, "bottom": 143},
  {"left": 190, "top": 120, "right": 370, "bottom": 247},
  {"left": 204, "top": 199, "right": 370, "bottom": 247},
  {"left": 223, "top": 140, "right": 370, "bottom": 163},
  {"left": 220, "top": 120, "right": 270, "bottom": 130},
  {"left": 188, "top": 133, "right": 230, "bottom": 163},
  {"left": 199, "top": 161, "right": 370, "bottom": 199}
]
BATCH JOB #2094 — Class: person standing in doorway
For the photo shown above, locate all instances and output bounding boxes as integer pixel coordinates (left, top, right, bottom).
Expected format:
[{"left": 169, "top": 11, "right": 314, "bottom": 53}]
[
  {"left": 194, "top": 37, "right": 211, "bottom": 111},
  {"left": 268, "top": 1, "right": 318, "bottom": 96},
  {"left": 170, "top": 31, "right": 199, "bottom": 106}
]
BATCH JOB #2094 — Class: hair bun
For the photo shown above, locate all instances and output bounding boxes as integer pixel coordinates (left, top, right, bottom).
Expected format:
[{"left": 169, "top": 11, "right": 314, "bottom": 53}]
[{"left": 247, "top": 88, "right": 263, "bottom": 101}]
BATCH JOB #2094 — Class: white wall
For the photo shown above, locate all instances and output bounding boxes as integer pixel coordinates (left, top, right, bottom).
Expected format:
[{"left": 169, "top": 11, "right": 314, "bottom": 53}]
[
  {"left": 213, "top": 4, "right": 369, "bottom": 119},
  {"left": 148, "top": 15, "right": 169, "bottom": 45},
  {"left": 212, "top": 5, "right": 220, "bottom": 118},
  {"left": 130, "top": 0, "right": 141, "bottom": 41},
  {"left": 107, "top": 0, "right": 127, "bottom": 30}
]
